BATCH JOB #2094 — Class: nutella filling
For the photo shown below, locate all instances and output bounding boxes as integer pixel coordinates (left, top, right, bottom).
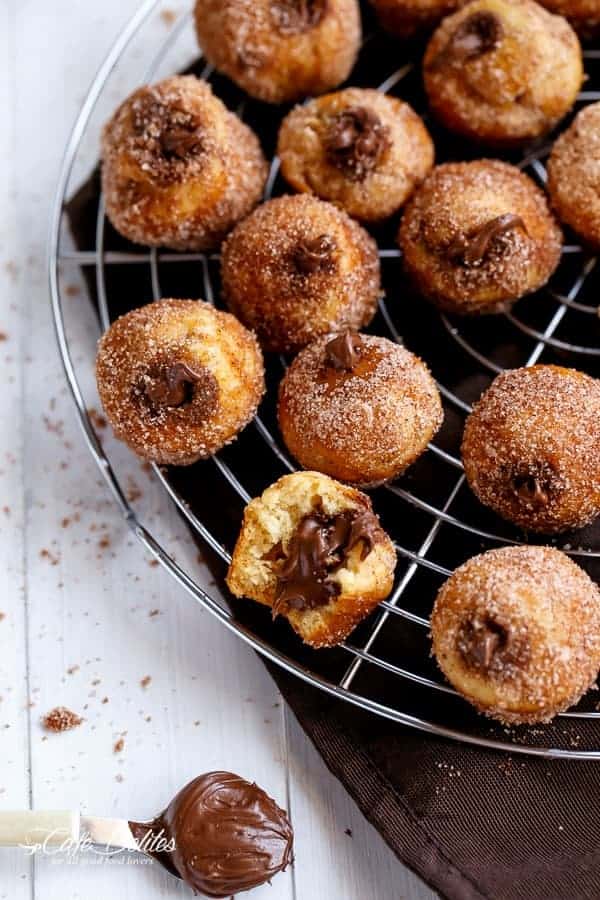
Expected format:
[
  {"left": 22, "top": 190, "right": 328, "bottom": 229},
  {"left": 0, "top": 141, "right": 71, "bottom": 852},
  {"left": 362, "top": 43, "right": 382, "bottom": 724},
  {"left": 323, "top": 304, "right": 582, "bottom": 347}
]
[
  {"left": 160, "top": 124, "right": 203, "bottom": 160},
  {"left": 325, "top": 331, "right": 363, "bottom": 371},
  {"left": 272, "top": 507, "right": 381, "bottom": 617},
  {"left": 428, "top": 10, "right": 503, "bottom": 69},
  {"left": 448, "top": 214, "right": 527, "bottom": 267},
  {"left": 129, "top": 772, "right": 293, "bottom": 898},
  {"left": 293, "top": 234, "right": 337, "bottom": 275},
  {"left": 512, "top": 474, "right": 550, "bottom": 506},
  {"left": 132, "top": 98, "right": 203, "bottom": 163},
  {"left": 135, "top": 359, "right": 219, "bottom": 423},
  {"left": 324, "top": 106, "right": 391, "bottom": 182},
  {"left": 458, "top": 615, "right": 530, "bottom": 675},
  {"left": 270, "top": 0, "right": 327, "bottom": 34}
]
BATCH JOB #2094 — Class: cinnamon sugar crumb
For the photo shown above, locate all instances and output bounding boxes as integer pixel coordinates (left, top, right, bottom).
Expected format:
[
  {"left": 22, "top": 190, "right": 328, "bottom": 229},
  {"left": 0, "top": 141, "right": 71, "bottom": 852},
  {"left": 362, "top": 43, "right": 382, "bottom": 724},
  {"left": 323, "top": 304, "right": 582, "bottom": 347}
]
[
  {"left": 140, "top": 675, "right": 152, "bottom": 689},
  {"left": 40, "top": 548, "right": 60, "bottom": 566},
  {"left": 88, "top": 408, "right": 107, "bottom": 430},
  {"left": 42, "top": 707, "right": 83, "bottom": 733},
  {"left": 114, "top": 737, "right": 125, "bottom": 754},
  {"left": 160, "top": 8, "right": 177, "bottom": 26}
]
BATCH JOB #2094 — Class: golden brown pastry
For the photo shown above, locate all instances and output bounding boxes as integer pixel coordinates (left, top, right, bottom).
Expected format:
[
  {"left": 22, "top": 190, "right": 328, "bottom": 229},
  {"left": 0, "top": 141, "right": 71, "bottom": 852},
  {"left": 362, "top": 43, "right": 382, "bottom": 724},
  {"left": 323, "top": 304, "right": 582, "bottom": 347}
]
[
  {"left": 277, "top": 88, "right": 434, "bottom": 222},
  {"left": 538, "top": 0, "right": 600, "bottom": 35},
  {"left": 95, "top": 299, "right": 265, "bottom": 465},
  {"left": 194, "top": 0, "right": 361, "bottom": 104},
  {"left": 398, "top": 160, "right": 562, "bottom": 314},
  {"left": 278, "top": 332, "right": 443, "bottom": 486},
  {"left": 423, "top": 0, "right": 583, "bottom": 146},
  {"left": 547, "top": 102, "right": 600, "bottom": 249},
  {"left": 431, "top": 545, "right": 600, "bottom": 724},
  {"left": 461, "top": 365, "right": 600, "bottom": 533},
  {"left": 101, "top": 76, "right": 267, "bottom": 250},
  {"left": 221, "top": 195, "right": 381, "bottom": 353},
  {"left": 226, "top": 471, "right": 397, "bottom": 647},
  {"left": 369, "top": 0, "right": 467, "bottom": 37}
]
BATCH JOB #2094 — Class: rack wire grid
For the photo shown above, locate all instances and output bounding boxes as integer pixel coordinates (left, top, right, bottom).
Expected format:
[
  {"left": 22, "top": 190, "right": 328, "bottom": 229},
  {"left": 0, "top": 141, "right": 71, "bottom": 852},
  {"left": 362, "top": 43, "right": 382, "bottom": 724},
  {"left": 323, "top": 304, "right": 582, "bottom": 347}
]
[{"left": 49, "top": 0, "right": 600, "bottom": 759}]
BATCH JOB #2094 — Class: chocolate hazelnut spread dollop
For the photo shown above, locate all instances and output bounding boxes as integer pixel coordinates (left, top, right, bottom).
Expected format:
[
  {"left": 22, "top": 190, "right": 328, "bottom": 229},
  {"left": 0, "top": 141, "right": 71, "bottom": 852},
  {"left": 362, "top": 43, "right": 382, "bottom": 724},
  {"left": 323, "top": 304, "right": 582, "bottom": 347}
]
[
  {"left": 271, "top": 0, "right": 327, "bottom": 34},
  {"left": 325, "top": 107, "right": 390, "bottom": 181},
  {"left": 457, "top": 615, "right": 530, "bottom": 675},
  {"left": 293, "top": 234, "right": 337, "bottom": 275},
  {"left": 130, "top": 772, "right": 293, "bottom": 897},
  {"left": 448, "top": 214, "right": 527, "bottom": 267},
  {"left": 272, "top": 507, "right": 382, "bottom": 616},
  {"left": 135, "top": 359, "right": 220, "bottom": 424},
  {"left": 324, "top": 331, "right": 363, "bottom": 371},
  {"left": 441, "top": 11, "right": 503, "bottom": 65}
]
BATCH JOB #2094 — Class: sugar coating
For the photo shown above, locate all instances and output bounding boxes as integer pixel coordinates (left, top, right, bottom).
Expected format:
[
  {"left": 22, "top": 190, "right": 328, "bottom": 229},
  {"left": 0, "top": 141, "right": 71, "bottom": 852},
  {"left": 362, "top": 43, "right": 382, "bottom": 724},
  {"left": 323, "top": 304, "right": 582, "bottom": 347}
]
[
  {"left": 398, "top": 159, "right": 562, "bottom": 314},
  {"left": 221, "top": 195, "right": 381, "bottom": 353},
  {"left": 370, "top": 0, "right": 466, "bottom": 38},
  {"left": 95, "top": 299, "right": 265, "bottom": 466},
  {"left": 538, "top": 0, "right": 600, "bottom": 35},
  {"left": 462, "top": 365, "right": 600, "bottom": 533},
  {"left": 278, "top": 333, "right": 443, "bottom": 486},
  {"left": 101, "top": 75, "right": 267, "bottom": 250},
  {"left": 277, "top": 88, "right": 435, "bottom": 222},
  {"left": 547, "top": 102, "right": 600, "bottom": 249},
  {"left": 194, "top": 0, "right": 361, "bottom": 104},
  {"left": 227, "top": 471, "right": 397, "bottom": 647},
  {"left": 431, "top": 545, "right": 600, "bottom": 724},
  {"left": 424, "top": 0, "right": 583, "bottom": 145}
]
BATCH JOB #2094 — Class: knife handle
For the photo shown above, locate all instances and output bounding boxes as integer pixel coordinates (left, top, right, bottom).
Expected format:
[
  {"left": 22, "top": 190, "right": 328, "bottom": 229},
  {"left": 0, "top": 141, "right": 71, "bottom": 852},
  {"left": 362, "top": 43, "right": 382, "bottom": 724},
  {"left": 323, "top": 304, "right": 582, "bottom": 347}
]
[{"left": 0, "top": 810, "right": 80, "bottom": 847}]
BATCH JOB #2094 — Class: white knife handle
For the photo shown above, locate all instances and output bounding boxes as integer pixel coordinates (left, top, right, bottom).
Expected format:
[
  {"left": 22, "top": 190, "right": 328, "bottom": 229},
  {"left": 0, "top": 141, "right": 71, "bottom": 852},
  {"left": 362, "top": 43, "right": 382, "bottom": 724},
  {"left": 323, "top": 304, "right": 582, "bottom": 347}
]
[{"left": 0, "top": 811, "right": 80, "bottom": 847}]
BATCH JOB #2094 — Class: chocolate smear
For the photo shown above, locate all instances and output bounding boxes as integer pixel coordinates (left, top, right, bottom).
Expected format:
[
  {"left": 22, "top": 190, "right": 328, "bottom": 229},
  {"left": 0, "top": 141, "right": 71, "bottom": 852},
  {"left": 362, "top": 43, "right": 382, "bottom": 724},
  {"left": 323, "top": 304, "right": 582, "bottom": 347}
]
[
  {"left": 448, "top": 214, "right": 527, "bottom": 267},
  {"left": 143, "top": 361, "right": 206, "bottom": 408},
  {"left": 130, "top": 771, "right": 293, "bottom": 898},
  {"left": 272, "top": 507, "right": 381, "bottom": 617},
  {"left": 429, "top": 11, "right": 503, "bottom": 69},
  {"left": 293, "top": 234, "right": 337, "bottom": 275},
  {"left": 325, "top": 331, "right": 363, "bottom": 372},
  {"left": 271, "top": 0, "right": 326, "bottom": 34},
  {"left": 512, "top": 474, "right": 550, "bottom": 506},
  {"left": 458, "top": 615, "right": 530, "bottom": 674},
  {"left": 325, "top": 107, "right": 391, "bottom": 182},
  {"left": 160, "top": 126, "right": 203, "bottom": 160}
]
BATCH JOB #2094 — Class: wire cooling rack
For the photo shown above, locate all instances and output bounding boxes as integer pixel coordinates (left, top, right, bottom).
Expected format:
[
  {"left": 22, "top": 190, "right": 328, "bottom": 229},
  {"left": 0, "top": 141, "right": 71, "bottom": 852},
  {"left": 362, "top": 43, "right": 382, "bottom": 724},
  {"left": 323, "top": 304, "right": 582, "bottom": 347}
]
[{"left": 49, "top": 0, "right": 600, "bottom": 758}]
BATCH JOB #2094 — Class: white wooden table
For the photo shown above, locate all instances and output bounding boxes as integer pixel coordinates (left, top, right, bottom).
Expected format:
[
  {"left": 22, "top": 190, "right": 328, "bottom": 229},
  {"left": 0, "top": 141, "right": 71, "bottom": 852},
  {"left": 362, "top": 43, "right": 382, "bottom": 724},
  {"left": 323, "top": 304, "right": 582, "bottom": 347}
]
[{"left": 0, "top": 2, "right": 437, "bottom": 897}]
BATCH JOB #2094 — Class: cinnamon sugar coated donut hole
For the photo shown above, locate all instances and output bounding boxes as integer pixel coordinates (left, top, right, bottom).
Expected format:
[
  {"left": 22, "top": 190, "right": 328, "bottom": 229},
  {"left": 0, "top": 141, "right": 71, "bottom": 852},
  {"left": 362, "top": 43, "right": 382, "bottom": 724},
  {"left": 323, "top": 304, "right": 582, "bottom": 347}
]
[
  {"left": 461, "top": 365, "right": 600, "bottom": 533},
  {"left": 193, "top": 0, "right": 361, "bottom": 104},
  {"left": 221, "top": 195, "right": 381, "bottom": 353},
  {"left": 369, "top": 0, "right": 466, "bottom": 37},
  {"left": 277, "top": 88, "right": 434, "bottom": 222},
  {"left": 95, "top": 299, "right": 265, "bottom": 466},
  {"left": 538, "top": 0, "right": 600, "bottom": 35},
  {"left": 423, "top": 0, "right": 583, "bottom": 146},
  {"left": 547, "top": 103, "right": 600, "bottom": 249},
  {"left": 278, "top": 332, "right": 443, "bottom": 487},
  {"left": 431, "top": 546, "right": 600, "bottom": 724},
  {"left": 398, "top": 160, "right": 562, "bottom": 315},
  {"left": 101, "top": 76, "right": 267, "bottom": 250},
  {"left": 226, "top": 471, "right": 397, "bottom": 647}
]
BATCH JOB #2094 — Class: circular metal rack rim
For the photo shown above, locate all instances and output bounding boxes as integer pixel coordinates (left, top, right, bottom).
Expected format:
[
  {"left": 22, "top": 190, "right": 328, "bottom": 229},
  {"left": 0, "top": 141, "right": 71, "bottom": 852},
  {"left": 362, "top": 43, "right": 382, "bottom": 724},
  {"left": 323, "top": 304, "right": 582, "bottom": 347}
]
[{"left": 49, "top": 0, "right": 600, "bottom": 760}]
